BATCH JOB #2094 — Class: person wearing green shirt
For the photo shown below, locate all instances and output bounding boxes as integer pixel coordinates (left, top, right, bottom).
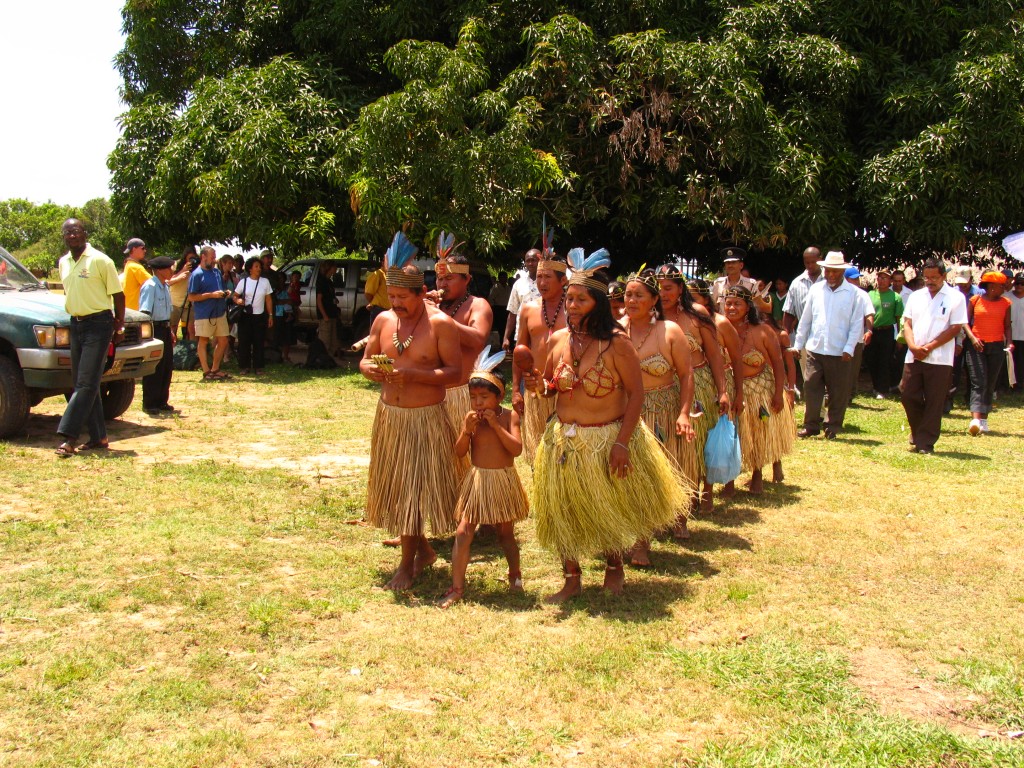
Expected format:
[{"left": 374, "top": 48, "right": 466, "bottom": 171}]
[
  {"left": 865, "top": 268, "right": 904, "bottom": 398},
  {"left": 769, "top": 276, "right": 789, "bottom": 324}
]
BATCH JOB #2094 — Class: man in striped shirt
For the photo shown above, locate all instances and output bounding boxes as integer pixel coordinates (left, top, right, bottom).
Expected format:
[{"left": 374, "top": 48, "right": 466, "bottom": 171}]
[{"left": 781, "top": 246, "right": 824, "bottom": 335}]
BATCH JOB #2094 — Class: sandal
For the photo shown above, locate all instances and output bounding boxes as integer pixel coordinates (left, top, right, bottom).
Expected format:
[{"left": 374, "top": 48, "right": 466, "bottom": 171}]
[
  {"left": 55, "top": 442, "right": 76, "bottom": 459},
  {"left": 79, "top": 440, "right": 109, "bottom": 452}
]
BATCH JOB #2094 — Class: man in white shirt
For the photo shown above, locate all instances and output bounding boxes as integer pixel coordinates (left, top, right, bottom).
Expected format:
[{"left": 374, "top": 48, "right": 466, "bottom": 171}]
[
  {"left": 1008, "top": 272, "right": 1024, "bottom": 390},
  {"left": 501, "top": 249, "right": 541, "bottom": 351},
  {"left": 792, "top": 251, "right": 864, "bottom": 439},
  {"left": 899, "top": 258, "right": 968, "bottom": 454}
]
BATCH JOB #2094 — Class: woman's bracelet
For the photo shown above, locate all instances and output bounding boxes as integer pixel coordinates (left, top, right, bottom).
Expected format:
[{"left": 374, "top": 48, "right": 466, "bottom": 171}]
[{"left": 613, "top": 441, "right": 629, "bottom": 451}]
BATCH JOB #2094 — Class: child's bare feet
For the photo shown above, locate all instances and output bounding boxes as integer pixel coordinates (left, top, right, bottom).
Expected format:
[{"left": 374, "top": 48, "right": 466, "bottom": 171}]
[
  {"left": 545, "top": 573, "right": 582, "bottom": 604},
  {"left": 603, "top": 563, "right": 625, "bottom": 595},
  {"left": 437, "top": 586, "right": 463, "bottom": 609},
  {"left": 772, "top": 461, "right": 784, "bottom": 483},
  {"left": 672, "top": 516, "right": 690, "bottom": 541}
]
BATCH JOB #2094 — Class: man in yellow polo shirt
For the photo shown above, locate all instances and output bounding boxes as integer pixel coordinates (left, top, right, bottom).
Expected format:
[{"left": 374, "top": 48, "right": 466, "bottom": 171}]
[
  {"left": 364, "top": 254, "right": 390, "bottom": 322},
  {"left": 120, "top": 237, "right": 150, "bottom": 310},
  {"left": 55, "top": 219, "right": 126, "bottom": 458}
]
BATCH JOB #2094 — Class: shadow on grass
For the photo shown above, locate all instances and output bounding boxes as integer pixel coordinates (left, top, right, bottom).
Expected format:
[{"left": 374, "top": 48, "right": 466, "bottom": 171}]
[
  {"left": 836, "top": 436, "right": 884, "bottom": 446},
  {"left": 684, "top": 527, "right": 752, "bottom": 554},
  {"left": 16, "top": 412, "right": 169, "bottom": 447},
  {"left": 552, "top": 566, "right": 702, "bottom": 623},
  {"left": 935, "top": 450, "right": 991, "bottom": 461}
]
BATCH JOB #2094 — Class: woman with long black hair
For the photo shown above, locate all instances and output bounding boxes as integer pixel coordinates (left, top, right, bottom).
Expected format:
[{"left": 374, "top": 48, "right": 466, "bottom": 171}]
[{"left": 526, "top": 249, "right": 686, "bottom": 602}]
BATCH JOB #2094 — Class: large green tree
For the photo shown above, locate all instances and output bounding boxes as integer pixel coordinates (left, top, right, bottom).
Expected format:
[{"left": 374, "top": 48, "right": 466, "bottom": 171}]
[{"left": 110, "top": 0, "right": 1024, "bottom": 269}]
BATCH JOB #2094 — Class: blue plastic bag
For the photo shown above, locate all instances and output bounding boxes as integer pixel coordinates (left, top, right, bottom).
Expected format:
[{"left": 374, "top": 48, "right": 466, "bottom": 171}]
[{"left": 704, "top": 416, "right": 741, "bottom": 485}]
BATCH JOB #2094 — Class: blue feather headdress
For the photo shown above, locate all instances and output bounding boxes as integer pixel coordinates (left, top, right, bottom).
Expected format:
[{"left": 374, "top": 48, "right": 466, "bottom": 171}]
[
  {"left": 566, "top": 247, "right": 612, "bottom": 292},
  {"left": 469, "top": 345, "right": 507, "bottom": 397},
  {"left": 538, "top": 214, "right": 566, "bottom": 273},
  {"left": 384, "top": 230, "right": 422, "bottom": 288}
]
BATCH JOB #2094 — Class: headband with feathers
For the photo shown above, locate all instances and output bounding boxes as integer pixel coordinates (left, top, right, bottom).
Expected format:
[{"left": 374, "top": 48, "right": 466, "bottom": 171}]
[
  {"left": 566, "top": 247, "right": 611, "bottom": 292},
  {"left": 538, "top": 214, "right": 565, "bottom": 273},
  {"left": 435, "top": 231, "right": 468, "bottom": 274},
  {"left": 469, "top": 345, "right": 506, "bottom": 397},
  {"left": 385, "top": 231, "right": 422, "bottom": 288},
  {"left": 625, "top": 262, "right": 659, "bottom": 294}
]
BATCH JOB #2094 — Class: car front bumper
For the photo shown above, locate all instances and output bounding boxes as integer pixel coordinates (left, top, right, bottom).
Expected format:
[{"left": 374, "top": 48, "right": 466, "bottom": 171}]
[{"left": 18, "top": 339, "right": 165, "bottom": 390}]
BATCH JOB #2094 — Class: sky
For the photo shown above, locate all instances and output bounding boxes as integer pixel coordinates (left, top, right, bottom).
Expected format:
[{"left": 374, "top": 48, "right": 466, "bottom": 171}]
[{"left": 0, "top": 1, "right": 126, "bottom": 206}]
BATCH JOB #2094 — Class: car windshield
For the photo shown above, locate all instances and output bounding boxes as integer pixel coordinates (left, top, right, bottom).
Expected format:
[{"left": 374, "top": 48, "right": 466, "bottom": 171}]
[{"left": 0, "top": 247, "right": 43, "bottom": 290}]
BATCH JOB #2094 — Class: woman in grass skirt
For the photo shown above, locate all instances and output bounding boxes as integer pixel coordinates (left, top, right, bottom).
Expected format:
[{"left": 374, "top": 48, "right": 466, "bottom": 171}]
[{"left": 526, "top": 248, "right": 687, "bottom": 602}]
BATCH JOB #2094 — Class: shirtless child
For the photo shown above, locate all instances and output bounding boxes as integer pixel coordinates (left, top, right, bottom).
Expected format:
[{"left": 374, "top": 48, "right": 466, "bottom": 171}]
[
  {"left": 360, "top": 232, "right": 463, "bottom": 591},
  {"left": 439, "top": 351, "right": 528, "bottom": 608},
  {"left": 512, "top": 253, "right": 568, "bottom": 459}
]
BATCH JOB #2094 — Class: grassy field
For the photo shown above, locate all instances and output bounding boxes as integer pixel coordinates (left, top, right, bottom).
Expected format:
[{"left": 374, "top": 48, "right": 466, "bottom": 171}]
[{"left": 1, "top": 360, "right": 1023, "bottom": 767}]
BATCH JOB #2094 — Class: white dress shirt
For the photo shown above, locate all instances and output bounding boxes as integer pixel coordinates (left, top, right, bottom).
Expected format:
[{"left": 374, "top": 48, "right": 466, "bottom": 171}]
[
  {"left": 1007, "top": 291, "right": 1024, "bottom": 340},
  {"left": 793, "top": 280, "right": 864, "bottom": 357},
  {"left": 902, "top": 283, "right": 967, "bottom": 366},
  {"left": 507, "top": 274, "right": 540, "bottom": 338}
]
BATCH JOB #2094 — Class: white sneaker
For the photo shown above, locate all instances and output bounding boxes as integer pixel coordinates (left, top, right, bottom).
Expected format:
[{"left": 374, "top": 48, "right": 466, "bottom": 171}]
[
  {"left": 968, "top": 418, "right": 981, "bottom": 436},
  {"left": 980, "top": 418, "right": 989, "bottom": 433}
]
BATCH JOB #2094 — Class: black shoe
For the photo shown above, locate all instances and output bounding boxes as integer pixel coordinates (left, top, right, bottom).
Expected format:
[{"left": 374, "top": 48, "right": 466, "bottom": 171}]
[
  {"left": 918, "top": 446, "right": 934, "bottom": 454},
  {"left": 157, "top": 404, "right": 177, "bottom": 412},
  {"left": 824, "top": 428, "right": 837, "bottom": 439},
  {"left": 797, "top": 428, "right": 820, "bottom": 438},
  {"left": 143, "top": 408, "right": 161, "bottom": 417}
]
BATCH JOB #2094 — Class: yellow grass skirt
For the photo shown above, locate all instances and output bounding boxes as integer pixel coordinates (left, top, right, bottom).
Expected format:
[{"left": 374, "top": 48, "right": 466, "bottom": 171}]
[
  {"left": 691, "top": 364, "right": 721, "bottom": 480},
  {"left": 443, "top": 384, "right": 472, "bottom": 473},
  {"left": 642, "top": 380, "right": 697, "bottom": 488},
  {"left": 532, "top": 419, "right": 688, "bottom": 560},
  {"left": 366, "top": 400, "right": 462, "bottom": 537},
  {"left": 455, "top": 466, "right": 530, "bottom": 525},
  {"left": 737, "top": 365, "right": 795, "bottom": 471},
  {"left": 522, "top": 392, "right": 557, "bottom": 459}
]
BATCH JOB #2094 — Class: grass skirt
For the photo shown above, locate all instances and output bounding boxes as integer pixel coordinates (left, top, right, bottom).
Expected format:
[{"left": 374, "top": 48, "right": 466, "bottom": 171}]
[
  {"left": 642, "top": 381, "right": 697, "bottom": 488},
  {"left": 691, "top": 364, "right": 721, "bottom": 480},
  {"left": 443, "top": 384, "right": 472, "bottom": 473},
  {"left": 455, "top": 466, "right": 530, "bottom": 525},
  {"left": 737, "top": 365, "right": 795, "bottom": 471},
  {"left": 522, "top": 392, "right": 557, "bottom": 459},
  {"left": 366, "top": 400, "right": 462, "bottom": 537},
  {"left": 532, "top": 419, "right": 688, "bottom": 561}
]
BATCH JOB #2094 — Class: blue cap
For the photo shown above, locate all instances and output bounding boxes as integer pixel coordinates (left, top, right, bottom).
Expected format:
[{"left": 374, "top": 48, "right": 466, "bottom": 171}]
[{"left": 844, "top": 266, "right": 861, "bottom": 279}]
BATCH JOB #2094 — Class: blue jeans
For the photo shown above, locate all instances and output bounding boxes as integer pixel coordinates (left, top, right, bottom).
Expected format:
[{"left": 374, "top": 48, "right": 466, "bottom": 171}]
[{"left": 57, "top": 313, "right": 113, "bottom": 443}]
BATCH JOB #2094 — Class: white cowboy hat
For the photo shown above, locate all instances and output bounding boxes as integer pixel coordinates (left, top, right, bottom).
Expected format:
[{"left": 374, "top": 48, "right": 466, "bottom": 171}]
[{"left": 816, "top": 250, "right": 852, "bottom": 269}]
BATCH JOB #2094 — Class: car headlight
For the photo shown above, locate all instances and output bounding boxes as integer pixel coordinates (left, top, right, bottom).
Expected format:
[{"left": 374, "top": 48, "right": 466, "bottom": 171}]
[
  {"left": 139, "top": 321, "right": 153, "bottom": 339},
  {"left": 33, "top": 325, "right": 56, "bottom": 348},
  {"left": 55, "top": 327, "right": 71, "bottom": 347}
]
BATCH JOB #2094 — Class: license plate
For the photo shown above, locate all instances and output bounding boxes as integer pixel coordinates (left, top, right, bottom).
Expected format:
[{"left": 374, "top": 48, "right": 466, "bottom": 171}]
[{"left": 105, "top": 360, "right": 125, "bottom": 376}]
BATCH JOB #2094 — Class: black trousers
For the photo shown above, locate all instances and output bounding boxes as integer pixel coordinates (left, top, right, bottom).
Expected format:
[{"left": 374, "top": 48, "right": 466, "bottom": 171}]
[
  {"left": 901, "top": 362, "right": 953, "bottom": 451},
  {"left": 142, "top": 323, "right": 174, "bottom": 409},
  {"left": 237, "top": 313, "right": 268, "bottom": 370},
  {"left": 865, "top": 326, "right": 895, "bottom": 393}
]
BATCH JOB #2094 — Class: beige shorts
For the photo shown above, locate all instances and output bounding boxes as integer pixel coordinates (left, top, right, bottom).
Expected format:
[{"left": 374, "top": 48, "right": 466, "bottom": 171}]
[{"left": 195, "top": 315, "right": 230, "bottom": 338}]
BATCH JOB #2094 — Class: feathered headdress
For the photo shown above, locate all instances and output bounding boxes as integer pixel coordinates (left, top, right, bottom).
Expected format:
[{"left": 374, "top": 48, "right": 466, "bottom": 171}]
[
  {"left": 538, "top": 214, "right": 566, "bottom": 273},
  {"left": 566, "top": 247, "right": 612, "bottom": 292},
  {"left": 435, "top": 231, "right": 468, "bottom": 274},
  {"left": 384, "top": 231, "right": 422, "bottom": 288},
  {"left": 625, "top": 262, "right": 659, "bottom": 294},
  {"left": 469, "top": 345, "right": 506, "bottom": 397}
]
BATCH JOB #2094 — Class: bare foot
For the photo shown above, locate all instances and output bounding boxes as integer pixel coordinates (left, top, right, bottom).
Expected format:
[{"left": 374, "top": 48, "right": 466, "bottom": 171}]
[
  {"left": 772, "top": 461, "right": 784, "bottom": 483},
  {"left": 545, "top": 573, "right": 582, "bottom": 604},
  {"left": 437, "top": 587, "right": 463, "bottom": 609},
  {"left": 603, "top": 564, "right": 625, "bottom": 596},
  {"left": 385, "top": 567, "right": 415, "bottom": 591},
  {"left": 673, "top": 516, "right": 691, "bottom": 541},
  {"left": 629, "top": 540, "right": 651, "bottom": 568},
  {"left": 413, "top": 548, "right": 437, "bottom": 577},
  {"left": 382, "top": 537, "right": 401, "bottom": 547},
  {"left": 746, "top": 471, "right": 764, "bottom": 495},
  {"left": 508, "top": 572, "right": 524, "bottom": 592},
  {"left": 721, "top": 481, "right": 736, "bottom": 499},
  {"left": 699, "top": 490, "right": 714, "bottom": 514}
]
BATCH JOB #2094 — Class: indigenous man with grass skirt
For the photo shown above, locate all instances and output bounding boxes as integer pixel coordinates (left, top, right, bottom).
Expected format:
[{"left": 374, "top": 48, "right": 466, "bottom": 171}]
[
  {"left": 511, "top": 229, "right": 568, "bottom": 460},
  {"left": 360, "top": 232, "right": 463, "bottom": 590}
]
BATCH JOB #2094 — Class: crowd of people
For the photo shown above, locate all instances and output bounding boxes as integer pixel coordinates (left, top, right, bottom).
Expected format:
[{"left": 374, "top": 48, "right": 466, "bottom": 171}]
[{"left": 51, "top": 218, "right": 1019, "bottom": 604}]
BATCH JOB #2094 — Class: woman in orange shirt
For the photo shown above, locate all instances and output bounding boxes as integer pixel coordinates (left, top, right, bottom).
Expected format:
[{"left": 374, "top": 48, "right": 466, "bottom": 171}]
[{"left": 964, "top": 271, "right": 1013, "bottom": 434}]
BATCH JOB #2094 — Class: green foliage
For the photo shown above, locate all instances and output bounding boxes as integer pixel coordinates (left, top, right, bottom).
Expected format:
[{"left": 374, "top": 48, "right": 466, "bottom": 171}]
[
  {"left": 1, "top": 198, "right": 126, "bottom": 274},
  {"left": 110, "top": 1, "right": 1024, "bottom": 268}
]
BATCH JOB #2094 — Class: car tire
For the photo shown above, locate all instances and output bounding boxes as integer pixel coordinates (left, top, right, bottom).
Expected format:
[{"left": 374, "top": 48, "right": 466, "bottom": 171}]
[
  {"left": 0, "top": 355, "right": 30, "bottom": 439},
  {"left": 101, "top": 379, "right": 136, "bottom": 421}
]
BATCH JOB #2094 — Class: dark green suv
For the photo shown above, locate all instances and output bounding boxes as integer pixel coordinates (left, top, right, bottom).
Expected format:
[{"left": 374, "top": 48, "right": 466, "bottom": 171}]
[{"left": 0, "top": 246, "right": 164, "bottom": 438}]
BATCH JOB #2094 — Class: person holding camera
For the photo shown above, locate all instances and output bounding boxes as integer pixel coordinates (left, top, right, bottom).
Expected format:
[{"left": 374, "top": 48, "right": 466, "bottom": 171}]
[
  {"left": 232, "top": 257, "right": 275, "bottom": 375},
  {"left": 187, "top": 245, "right": 233, "bottom": 380},
  {"left": 169, "top": 247, "right": 197, "bottom": 341}
]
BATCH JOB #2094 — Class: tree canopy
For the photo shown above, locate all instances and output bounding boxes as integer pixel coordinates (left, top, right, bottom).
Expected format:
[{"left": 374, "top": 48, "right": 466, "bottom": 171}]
[{"left": 109, "top": 0, "right": 1024, "bottom": 270}]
